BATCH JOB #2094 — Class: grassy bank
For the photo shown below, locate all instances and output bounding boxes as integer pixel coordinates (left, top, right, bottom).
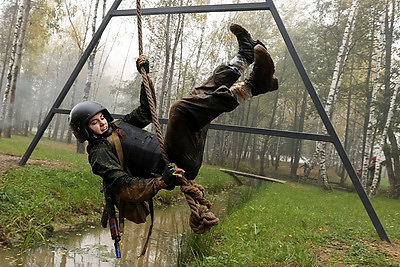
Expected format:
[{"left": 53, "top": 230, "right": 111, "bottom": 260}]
[
  {"left": 1, "top": 136, "right": 399, "bottom": 266},
  {"left": 0, "top": 135, "right": 235, "bottom": 247},
  {"left": 0, "top": 136, "right": 102, "bottom": 245},
  {"left": 181, "top": 182, "right": 400, "bottom": 266}
]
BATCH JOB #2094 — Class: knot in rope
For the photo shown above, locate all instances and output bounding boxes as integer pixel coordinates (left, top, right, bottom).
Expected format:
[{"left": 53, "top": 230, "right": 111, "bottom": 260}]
[{"left": 180, "top": 180, "right": 220, "bottom": 234}]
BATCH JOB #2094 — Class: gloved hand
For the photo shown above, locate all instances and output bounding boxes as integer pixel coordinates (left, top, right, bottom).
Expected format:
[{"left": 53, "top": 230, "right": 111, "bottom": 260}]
[
  {"left": 136, "top": 54, "right": 150, "bottom": 74},
  {"left": 162, "top": 163, "right": 184, "bottom": 186}
]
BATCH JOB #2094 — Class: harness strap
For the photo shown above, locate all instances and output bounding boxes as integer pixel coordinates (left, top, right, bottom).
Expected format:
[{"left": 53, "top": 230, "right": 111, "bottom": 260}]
[
  {"left": 108, "top": 127, "right": 155, "bottom": 256},
  {"left": 111, "top": 130, "right": 130, "bottom": 175},
  {"left": 140, "top": 198, "right": 154, "bottom": 256}
]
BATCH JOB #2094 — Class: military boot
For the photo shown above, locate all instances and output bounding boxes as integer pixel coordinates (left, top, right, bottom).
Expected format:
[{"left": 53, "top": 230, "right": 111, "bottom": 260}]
[
  {"left": 230, "top": 24, "right": 265, "bottom": 65},
  {"left": 245, "top": 44, "right": 279, "bottom": 96}
]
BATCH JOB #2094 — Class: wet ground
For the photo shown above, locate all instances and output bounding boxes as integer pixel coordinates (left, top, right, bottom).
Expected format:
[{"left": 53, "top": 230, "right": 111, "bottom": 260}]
[{"left": 0, "top": 203, "right": 191, "bottom": 267}]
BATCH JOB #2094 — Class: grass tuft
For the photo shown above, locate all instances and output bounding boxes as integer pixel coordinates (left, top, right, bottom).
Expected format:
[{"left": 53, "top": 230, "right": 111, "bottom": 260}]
[{"left": 182, "top": 182, "right": 400, "bottom": 266}]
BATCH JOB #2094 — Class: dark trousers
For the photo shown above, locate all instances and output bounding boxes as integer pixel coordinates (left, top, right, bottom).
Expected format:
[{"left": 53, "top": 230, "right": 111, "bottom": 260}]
[{"left": 165, "top": 64, "right": 240, "bottom": 179}]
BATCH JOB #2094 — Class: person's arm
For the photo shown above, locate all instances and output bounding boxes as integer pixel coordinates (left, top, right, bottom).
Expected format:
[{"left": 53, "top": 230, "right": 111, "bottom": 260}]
[
  {"left": 88, "top": 142, "right": 183, "bottom": 202},
  {"left": 117, "top": 163, "right": 184, "bottom": 202},
  {"left": 89, "top": 142, "right": 164, "bottom": 202},
  {"left": 122, "top": 55, "right": 154, "bottom": 128}
]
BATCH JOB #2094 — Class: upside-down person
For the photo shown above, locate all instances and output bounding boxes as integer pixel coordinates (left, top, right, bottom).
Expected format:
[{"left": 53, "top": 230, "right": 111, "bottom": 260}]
[{"left": 68, "top": 23, "right": 278, "bottom": 247}]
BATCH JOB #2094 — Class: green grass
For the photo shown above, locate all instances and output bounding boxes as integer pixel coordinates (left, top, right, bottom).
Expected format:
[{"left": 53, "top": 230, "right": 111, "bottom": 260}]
[
  {"left": 0, "top": 166, "right": 103, "bottom": 245},
  {"left": 0, "top": 136, "right": 102, "bottom": 245},
  {"left": 182, "top": 182, "right": 400, "bottom": 266},
  {"left": 0, "top": 135, "right": 88, "bottom": 167},
  {"left": 1, "top": 136, "right": 399, "bottom": 266}
]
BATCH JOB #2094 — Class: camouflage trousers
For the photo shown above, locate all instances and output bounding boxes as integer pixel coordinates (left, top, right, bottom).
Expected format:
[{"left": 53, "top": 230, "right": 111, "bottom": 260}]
[{"left": 165, "top": 64, "right": 240, "bottom": 180}]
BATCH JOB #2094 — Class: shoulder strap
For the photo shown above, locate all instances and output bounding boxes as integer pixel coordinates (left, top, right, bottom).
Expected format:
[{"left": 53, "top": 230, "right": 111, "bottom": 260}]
[{"left": 109, "top": 130, "right": 132, "bottom": 176}]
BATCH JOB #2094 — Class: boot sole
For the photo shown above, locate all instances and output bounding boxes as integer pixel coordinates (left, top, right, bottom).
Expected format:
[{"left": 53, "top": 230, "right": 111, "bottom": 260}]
[{"left": 229, "top": 24, "right": 250, "bottom": 36}]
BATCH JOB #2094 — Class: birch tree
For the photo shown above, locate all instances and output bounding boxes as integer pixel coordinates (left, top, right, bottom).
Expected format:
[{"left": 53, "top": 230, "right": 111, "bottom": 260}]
[
  {"left": 317, "top": 0, "right": 359, "bottom": 189},
  {"left": 163, "top": 12, "right": 184, "bottom": 116},
  {"left": 76, "top": 0, "right": 106, "bottom": 153},
  {"left": 0, "top": 0, "right": 31, "bottom": 138},
  {"left": 369, "top": 73, "right": 399, "bottom": 196},
  {"left": 0, "top": 4, "right": 17, "bottom": 103},
  {"left": 83, "top": 0, "right": 104, "bottom": 101},
  {"left": 368, "top": 0, "right": 399, "bottom": 196},
  {"left": 157, "top": 11, "right": 172, "bottom": 117},
  {"left": 360, "top": 10, "right": 385, "bottom": 189},
  {"left": 64, "top": 0, "right": 93, "bottom": 144}
]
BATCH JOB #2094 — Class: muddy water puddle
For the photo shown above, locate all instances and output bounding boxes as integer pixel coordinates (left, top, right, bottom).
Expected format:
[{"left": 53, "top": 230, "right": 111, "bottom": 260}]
[{"left": 1, "top": 203, "right": 192, "bottom": 266}]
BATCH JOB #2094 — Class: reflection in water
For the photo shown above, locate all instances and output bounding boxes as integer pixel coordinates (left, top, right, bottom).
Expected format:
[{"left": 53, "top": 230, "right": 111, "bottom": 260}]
[{"left": 1, "top": 203, "right": 191, "bottom": 267}]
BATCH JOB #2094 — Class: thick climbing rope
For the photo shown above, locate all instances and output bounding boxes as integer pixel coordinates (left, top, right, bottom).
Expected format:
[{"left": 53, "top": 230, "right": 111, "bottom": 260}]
[{"left": 135, "top": 0, "right": 219, "bottom": 239}]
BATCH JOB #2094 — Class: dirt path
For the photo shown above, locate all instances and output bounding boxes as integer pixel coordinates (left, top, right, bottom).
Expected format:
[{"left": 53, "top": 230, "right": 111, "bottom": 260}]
[{"left": 0, "top": 153, "right": 71, "bottom": 175}]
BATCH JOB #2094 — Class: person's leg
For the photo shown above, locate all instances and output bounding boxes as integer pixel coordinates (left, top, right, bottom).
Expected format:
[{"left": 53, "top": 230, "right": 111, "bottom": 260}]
[
  {"left": 165, "top": 27, "right": 278, "bottom": 180},
  {"left": 190, "top": 24, "right": 260, "bottom": 95},
  {"left": 229, "top": 44, "right": 279, "bottom": 102}
]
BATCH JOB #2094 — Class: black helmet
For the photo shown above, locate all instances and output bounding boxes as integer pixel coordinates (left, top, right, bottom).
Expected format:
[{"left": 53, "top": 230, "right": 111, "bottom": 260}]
[{"left": 68, "top": 101, "right": 113, "bottom": 143}]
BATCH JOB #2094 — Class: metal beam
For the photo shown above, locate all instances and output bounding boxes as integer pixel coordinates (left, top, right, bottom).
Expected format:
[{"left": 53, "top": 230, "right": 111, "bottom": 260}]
[
  {"left": 110, "top": 2, "right": 270, "bottom": 17},
  {"left": 52, "top": 109, "right": 332, "bottom": 142}
]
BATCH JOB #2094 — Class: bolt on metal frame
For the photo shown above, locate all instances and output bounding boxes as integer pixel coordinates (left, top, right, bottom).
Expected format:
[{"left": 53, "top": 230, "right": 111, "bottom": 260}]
[{"left": 19, "top": 0, "right": 390, "bottom": 243}]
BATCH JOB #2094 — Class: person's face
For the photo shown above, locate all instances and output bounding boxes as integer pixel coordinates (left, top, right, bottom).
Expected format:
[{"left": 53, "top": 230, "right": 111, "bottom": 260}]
[{"left": 87, "top": 112, "right": 109, "bottom": 135}]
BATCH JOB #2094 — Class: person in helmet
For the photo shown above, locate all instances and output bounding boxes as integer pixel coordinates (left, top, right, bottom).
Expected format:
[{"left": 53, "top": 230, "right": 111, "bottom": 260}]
[{"left": 69, "top": 24, "right": 278, "bottom": 211}]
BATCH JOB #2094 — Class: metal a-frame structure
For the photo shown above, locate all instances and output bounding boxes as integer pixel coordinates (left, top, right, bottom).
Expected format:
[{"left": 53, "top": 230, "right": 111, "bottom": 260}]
[{"left": 19, "top": 0, "right": 391, "bottom": 243}]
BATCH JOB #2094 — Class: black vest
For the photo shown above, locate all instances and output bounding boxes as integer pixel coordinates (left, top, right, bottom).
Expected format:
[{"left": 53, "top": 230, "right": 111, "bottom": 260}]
[{"left": 115, "top": 121, "right": 165, "bottom": 177}]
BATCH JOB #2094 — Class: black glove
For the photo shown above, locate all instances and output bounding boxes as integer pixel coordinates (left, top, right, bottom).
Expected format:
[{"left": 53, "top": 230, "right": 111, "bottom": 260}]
[
  {"left": 136, "top": 59, "right": 150, "bottom": 74},
  {"left": 162, "top": 163, "right": 179, "bottom": 186}
]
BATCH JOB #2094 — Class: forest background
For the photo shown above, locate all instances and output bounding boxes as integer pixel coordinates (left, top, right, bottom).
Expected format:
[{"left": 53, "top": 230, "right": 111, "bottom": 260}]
[{"left": 0, "top": 0, "right": 399, "bottom": 198}]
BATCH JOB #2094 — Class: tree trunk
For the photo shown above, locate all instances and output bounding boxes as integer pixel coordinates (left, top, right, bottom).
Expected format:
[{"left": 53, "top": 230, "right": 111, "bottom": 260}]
[
  {"left": 361, "top": 10, "right": 385, "bottom": 189},
  {"left": 237, "top": 101, "right": 254, "bottom": 168},
  {"left": 66, "top": 81, "right": 77, "bottom": 144},
  {"left": 51, "top": 115, "right": 61, "bottom": 140},
  {"left": 318, "top": 0, "right": 359, "bottom": 190},
  {"left": 259, "top": 92, "right": 279, "bottom": 175},
  {"left": 233, "top": 105, "right": 247, "bottom": 170},
  {"left": 2, "top": 0, "right": 31, "bottom": 138},
  {"left": 0, "top": 4, "right": 18, "bottom": 104},
  {"left": 273, "top": 100, "right": 286, "bottom": 171},
  {"left": 83, "top": 0, "right": 100, "bottom": 102},
  {"left": 369, "top": 73, "right": 399, "bottom": 196},
  {"left": 189, "top": 22, "right": 206, "bottom": 89},
  {"left": 158, "top": 12, "right": 171, "bottom": 117},
  {"left": 77, "top": 0, "right": 102, "bottom": 154},
  {"left": 340, "top": 88, "right": 352, "bottom": 186},
  {"left": 291, "top": 88, "right": 307, "bottom": 180},
  {"left": 360, "top": 18, "right": 376, "bottom": 181},
  {"left": 164, "top": 13, "right": 184, "bottom": 116},
  {"left": 289, "top": 96, "right": 299, "bottom": 176},
  {"left": 385, "top": 129, "right": 400, "bottom": 198}
]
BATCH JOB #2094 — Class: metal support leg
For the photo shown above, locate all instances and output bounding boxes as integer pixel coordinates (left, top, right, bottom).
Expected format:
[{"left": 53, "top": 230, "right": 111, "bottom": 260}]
[
  {"left": 19, "top": 0, "right": 123, "bottom": 166},
  {"left": 266, "top": 0, "right": 390, "bottom": 243}
]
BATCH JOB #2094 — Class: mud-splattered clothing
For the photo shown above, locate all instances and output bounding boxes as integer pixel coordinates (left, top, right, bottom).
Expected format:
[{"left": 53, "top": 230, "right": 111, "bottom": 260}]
[{"left": 87, "top": 64, "right": 240, "bottom": 201}]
